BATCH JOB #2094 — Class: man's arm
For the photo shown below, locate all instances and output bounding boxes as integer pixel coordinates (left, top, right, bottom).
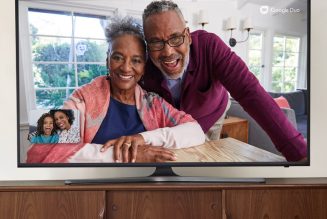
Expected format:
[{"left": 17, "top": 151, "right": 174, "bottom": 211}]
[
  {"left": 208, "top": 33, "right": 307, "bottom": 161},
  {"left": 140, "top": 122, "right": 205, "bottom": 149}
]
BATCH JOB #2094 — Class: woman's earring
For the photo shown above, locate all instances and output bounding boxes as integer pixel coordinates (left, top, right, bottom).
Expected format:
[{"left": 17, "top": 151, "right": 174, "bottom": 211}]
[
  {"left": 106, "top": 56, "right": 110, "bottom": 80},
  {"left": 106, "top": 68, "right": 110, "bottom": 80}
]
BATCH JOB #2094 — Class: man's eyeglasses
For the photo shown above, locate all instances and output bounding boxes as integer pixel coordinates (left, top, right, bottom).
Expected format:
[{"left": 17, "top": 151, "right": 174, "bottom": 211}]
[{"left": 147, "top": 28, "right": 188, "bottom": 51}]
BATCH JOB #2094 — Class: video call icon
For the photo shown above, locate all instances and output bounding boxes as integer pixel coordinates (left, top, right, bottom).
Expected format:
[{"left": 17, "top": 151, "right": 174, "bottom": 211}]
[{"left": 260, "top": 5, "right": 269, "bottom": 15}]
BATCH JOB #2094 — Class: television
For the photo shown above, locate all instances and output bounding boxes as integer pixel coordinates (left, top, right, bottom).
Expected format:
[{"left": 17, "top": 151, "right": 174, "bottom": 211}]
[{"left": 17, "top": 0, "right": 310, "bottom": 182}]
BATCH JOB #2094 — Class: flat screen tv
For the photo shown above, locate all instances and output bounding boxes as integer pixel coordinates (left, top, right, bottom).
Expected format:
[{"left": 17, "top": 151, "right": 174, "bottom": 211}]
[{"left": 17, "top": 0, "right": 310, "bottom": 182}]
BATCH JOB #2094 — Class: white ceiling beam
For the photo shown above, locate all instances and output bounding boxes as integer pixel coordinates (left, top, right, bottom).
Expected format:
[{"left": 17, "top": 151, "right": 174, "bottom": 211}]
[{"left": 237, "top": 0, "right": 248, "bottom": 10}]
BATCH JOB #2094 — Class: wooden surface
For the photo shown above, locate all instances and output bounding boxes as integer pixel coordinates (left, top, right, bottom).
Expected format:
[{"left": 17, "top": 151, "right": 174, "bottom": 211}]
[
  {"left": 107, "top": 190, "right": 221, "bottom": 219},
  {"left": 221, "top": 116, "right": 248, "bottom": 143},
  {"left": 4, "top": 178, "right": 327, "bottom": 190},
  {"left": 224, "top": 189, "right": 327, "bottom": 219},
  {"left": 1, "top": 180, "right": 327, "bottom": 219},
  {"left": 171, "top": 138, "right": 286, "bottom": 162},
  {"left": 0, "top": 191, "right": 105, "bottom": 219}
]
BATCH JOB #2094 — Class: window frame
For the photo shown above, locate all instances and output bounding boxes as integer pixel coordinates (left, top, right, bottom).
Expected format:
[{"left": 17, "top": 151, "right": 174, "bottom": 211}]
[
  {"left": 271, "top": 33, "right": 302, "bottom": 92},
  {"left": 19, "top": 1, "right": 143, "bottom": 112},
  {"left": 29, "top": 8, "right": 109, "bottom": 108},
  {"left": 247, "top": 29, "right": 266, "bottom": 85}
]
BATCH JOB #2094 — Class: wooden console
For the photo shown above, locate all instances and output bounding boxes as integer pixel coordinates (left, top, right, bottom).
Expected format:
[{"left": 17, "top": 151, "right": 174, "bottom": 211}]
[{"left": 1, "top": 178, "right": 326, "bottom": 219}]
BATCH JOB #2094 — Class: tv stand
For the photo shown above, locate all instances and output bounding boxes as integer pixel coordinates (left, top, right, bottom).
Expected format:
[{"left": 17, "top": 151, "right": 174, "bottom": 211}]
[
  {"left": 1, "top": 178, "right": 327, "bottom": 219},
  {"left": 149, "top": 166, "right": 179, "bottom": 176},
  {"left": 65, "top": 166, "right": 265, "bottom": 184}
]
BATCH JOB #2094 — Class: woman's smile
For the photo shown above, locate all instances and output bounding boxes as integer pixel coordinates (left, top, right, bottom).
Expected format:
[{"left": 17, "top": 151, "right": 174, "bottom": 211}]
[
  {"left": 54, "top": 111, "right": 71, "bottom": 131},
  {"left": 117, "top": 73, "right": 134, "bottom": 81}
]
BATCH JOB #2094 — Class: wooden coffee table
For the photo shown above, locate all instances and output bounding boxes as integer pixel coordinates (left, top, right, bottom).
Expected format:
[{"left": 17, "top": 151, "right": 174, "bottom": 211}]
[{"left": 171, "top": 137, "right": 286, "bottom": 162}]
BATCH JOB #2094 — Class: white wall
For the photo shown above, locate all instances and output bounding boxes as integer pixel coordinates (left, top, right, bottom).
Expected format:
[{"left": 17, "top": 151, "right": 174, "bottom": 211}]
[{"left": 1, "top": 0, "right": 326, "bottom": 180}]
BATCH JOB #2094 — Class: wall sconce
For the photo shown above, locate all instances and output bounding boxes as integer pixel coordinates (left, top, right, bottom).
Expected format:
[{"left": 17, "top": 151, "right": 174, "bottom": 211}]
[
  {"left": 198, "top": 9, "right": 209, "bottom": 29},
  {"left": 225, "top": 17, "right": 253, "bottom": 47}
]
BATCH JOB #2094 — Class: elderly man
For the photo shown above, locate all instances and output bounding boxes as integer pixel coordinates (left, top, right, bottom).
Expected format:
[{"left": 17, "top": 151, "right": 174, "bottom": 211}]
[{"left": 140, "top": 0, "right": 307, "bottom": 161}]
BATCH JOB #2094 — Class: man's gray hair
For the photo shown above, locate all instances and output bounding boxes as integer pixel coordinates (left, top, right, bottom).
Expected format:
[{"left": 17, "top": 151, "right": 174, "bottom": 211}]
[
  {"left": 142, "top": 0, "right": 185, "bottom": 24},
  {"left": 105, "top": 16, "right": 146, "bottom": 54}
]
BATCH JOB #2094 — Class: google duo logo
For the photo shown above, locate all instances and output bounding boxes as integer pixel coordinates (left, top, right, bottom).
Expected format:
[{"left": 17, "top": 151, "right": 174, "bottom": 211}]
[{"left": 260, "top": 5, "right": 269, "bottom": 15}]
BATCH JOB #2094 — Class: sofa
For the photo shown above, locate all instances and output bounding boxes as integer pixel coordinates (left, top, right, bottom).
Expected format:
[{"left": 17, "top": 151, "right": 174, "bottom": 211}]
[
  {"left": 226, "top": 89, "right": 307, "bottom": 155},
  {"left": 268, "top": 89, "right": 308, "bottom": 139}
]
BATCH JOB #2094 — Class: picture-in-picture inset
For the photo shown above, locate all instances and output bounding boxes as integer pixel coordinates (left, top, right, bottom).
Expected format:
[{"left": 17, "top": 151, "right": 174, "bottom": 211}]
[{"left": 28, "top": 109, "right": 80, "bottom": 144}]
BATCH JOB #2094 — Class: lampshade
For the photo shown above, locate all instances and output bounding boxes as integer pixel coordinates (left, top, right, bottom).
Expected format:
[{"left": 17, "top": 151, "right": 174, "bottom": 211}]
[
  {"left": 226, "top": 17, "right": 237, "bottom": 30},
  {"left": 198, "top": 9, "right": 209, "bottom": 25},
  {"left": 243, "top": 17, "right": 253, "bottom": 30}
]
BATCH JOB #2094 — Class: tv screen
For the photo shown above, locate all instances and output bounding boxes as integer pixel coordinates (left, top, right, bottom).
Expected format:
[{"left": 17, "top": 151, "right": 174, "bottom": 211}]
[{"left": 17, "top": 0, "right": 309, "bottom": 170}]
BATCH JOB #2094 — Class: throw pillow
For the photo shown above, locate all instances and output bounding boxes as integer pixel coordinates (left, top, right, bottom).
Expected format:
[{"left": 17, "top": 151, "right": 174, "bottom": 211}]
[{"left": 274, "top": 96, "right": 291, "bottom": 109}]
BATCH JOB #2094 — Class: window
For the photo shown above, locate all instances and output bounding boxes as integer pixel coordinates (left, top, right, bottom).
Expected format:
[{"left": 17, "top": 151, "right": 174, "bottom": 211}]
[
  {"left": 28, "top": 8, "right": 108, "bottom": 109},
  {"left": 271, "top": 35, "right": 300, "bottom": 92},
  {"left": 248, "top": 32, "right": 264, "bottom": 83}
]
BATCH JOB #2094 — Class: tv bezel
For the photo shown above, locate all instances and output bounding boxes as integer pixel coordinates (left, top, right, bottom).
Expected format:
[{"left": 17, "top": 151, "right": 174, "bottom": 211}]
[{"left": 16, "top": 0, "right": 310, "bottom": 168}]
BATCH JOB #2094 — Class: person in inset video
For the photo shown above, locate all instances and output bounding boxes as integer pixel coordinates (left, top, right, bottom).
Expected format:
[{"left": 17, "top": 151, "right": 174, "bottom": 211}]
[
  {"left": 63, "top": 16, "right": 205, "bottom": 163},
  {"left": 29, "top": 113, "right": 59, "bottom": 144},
  {"left": 50, "top": 109, "right": 80, "bottom": 143},
  {"left": 140, "top": 0, "right": 307, "bottom": 161}
]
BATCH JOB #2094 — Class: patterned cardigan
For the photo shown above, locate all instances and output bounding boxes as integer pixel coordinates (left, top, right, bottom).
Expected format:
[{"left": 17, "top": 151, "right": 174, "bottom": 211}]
[{"left": 63, "top": 76, "right": 196, "bottom": 143}]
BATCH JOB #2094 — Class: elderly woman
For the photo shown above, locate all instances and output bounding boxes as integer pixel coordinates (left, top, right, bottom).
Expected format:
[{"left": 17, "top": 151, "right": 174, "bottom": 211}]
[{"left": 64, "top": 17, "right": 205, "bottom": 163}]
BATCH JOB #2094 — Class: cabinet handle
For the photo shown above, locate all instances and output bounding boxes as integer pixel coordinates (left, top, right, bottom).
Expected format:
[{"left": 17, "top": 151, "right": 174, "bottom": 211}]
[{"left": 111, "top": 204, "right": 118, "bottom": 211}]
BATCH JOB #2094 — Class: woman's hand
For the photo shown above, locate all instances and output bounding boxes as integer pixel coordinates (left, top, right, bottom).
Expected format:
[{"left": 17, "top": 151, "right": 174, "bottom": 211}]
[
  {"left": 136, "top": 145, "right": 177, "bottom": 162},
  {"left": 101, "top": 134, "right": 145, "bottom": 163}
]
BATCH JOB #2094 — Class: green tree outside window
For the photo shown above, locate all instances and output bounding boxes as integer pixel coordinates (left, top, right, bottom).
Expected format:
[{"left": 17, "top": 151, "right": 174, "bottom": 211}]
[{"left": 28, "top": 9, "right": 108, "bottom": 109}]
